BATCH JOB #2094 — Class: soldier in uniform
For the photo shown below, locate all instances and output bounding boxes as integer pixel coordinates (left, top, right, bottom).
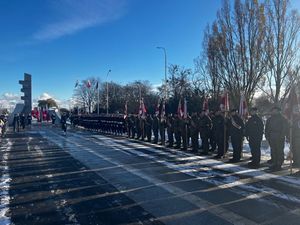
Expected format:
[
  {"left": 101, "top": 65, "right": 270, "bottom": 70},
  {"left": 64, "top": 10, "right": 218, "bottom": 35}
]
[
  {"left": 152, "top": 114, "right": 159, "bottom": 144},
  {"left": 245, "top": 107, "right": 264, "bottom": 168},
  {"left": 265, "top": 106, "right": 288, "bottom": 170},
  {"left": 229, "top": 109, "right": 245, "bottom": 162},
  {"left": 291, "top": 107, "right": 300, "bottom": 167},
  {"left": 20, "top": 113, "right": 26, "bottom": 129},
  {"left": 51, "top": 113, "right": 56, "bottom": 124},
  {"left": 27, "top": 113, "right": 32, "bottom": 125},
  {"left": 159, "top": 115, "right": 167, "bottom": 145},
  {"left": 173, "top": 114, "right": 181, "bottom": 149},
  {"left": 199, "top": 110, "right": 212, "bottom": 155},
  {"left": 180, "top": 116, "right": 189, "bottom": 151},
  {"left": 190, "top": 112, "right": 199, "bottom": 153},
  {"left": 214, "top": 110, "right": 229, "bottom": 158},
  {"left": 136, "top": 116, "right": 141, "bottom": 139},
  {"left": 209, "top": 111, "right": 217, "bottom": 152},
  {"left": 145, "top": 114, "right": 153, "bottom": 142},
  {"left": 13, "top": 114, "right": 20, "bottom": 132},
  {"left": 167, "top": 114, "right": 174, "bottom": 148}
]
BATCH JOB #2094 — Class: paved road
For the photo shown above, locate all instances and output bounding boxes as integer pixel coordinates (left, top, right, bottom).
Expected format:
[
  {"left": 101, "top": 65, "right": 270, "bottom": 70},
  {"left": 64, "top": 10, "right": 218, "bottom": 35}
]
[{"left": 1, "top": 124, "right": 300, "bottom": 225}]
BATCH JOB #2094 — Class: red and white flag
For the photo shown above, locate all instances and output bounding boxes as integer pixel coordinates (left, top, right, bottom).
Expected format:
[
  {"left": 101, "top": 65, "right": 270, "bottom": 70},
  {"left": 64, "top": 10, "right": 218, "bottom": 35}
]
[
  {"left": 139, "top": 98, "right": 147, "bottom": 118},
  {"left": 124, "top": 101, "right": 128, "bottom": 119},
  {"left": 177, "top": 99, "right": 184, "bottom": 118},
  {"left": 161, "top": 99, "right": 166, "bottom": 118},
  {"left": 239, "top": 93, "right": 248, "bottom": 119},
  {"left": 183, "top": 98, "right": 187, "bottom": 119},
  {"left": 155, "top": 99, "right": 160, "bottom": 116},
  {"left": 203, "top": 96, "right": 209, "bottom": 114},
  {"left": 285, "top": 86, "right": 299, "bottom": 121},
  {"left": 220, "top": 90, "right": 229, "bottom": 112},
  {"left": 86, "top": 80, "right": 91, "bottom": 88}
]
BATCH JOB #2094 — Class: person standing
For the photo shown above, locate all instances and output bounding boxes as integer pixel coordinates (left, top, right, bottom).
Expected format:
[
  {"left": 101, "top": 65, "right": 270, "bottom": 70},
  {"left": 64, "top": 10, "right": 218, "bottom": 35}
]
[
  {"left": 190, "top": 112, "right": 199, "bottom": 153},
  {"left": 145, "top": 114, "right": 153, "bottom": 142},
  {"left": 199, "top": 110, "right": 212, "bottom": 155},
  {"left": 61, "top": 113, "right": 68, "bottom": 135},
  {"left": 20, "top": 113, "right": 26, "bottom": 130},
  {"left": 291, "top": 108, "right": 300, "bottom": 167},
  {"left": 229, "top": 109, "right": 245, "bottom": 162},
  {"left": 245, "top": 107, "right": 264, "bottom": 168},
  {"left": 173, "top": 114, "right": 181, "bottom": 149},
  {"left": 13, "top": 114, "right": 20, "bottom": 132},
  {"left": 51, "top": 113, "right": 56, "bottom": 124},
  {"left": 265, "top": 106, "right": 289, "bottom": 171},
  {"left": 27, "top": 113, "right": 32, "bottom": 126},
  {"left": 152, "top": 114, "right": 159, "bottom": 144},
  {"left": 167, "top": 114, "right": 174, "bottom": 148},
  {"left": 214, "top": 110, "right": 229, "bottom": 159},
  {"left": 159, "top": 115, "right": 167, "bottom": 145}
]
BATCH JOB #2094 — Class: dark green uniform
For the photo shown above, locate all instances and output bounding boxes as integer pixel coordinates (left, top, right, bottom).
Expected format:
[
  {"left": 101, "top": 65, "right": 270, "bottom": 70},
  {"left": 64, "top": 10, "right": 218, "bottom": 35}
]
[{"left": 190, "top": 113, "right": 199, "bottom": 152}]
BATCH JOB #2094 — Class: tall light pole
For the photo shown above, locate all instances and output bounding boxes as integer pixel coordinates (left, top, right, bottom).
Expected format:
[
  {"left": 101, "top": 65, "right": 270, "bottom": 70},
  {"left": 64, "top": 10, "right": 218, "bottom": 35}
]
[
  {"left": 106, "top": 69, "right": 111, "bottom": 114},
  {"left": 156, "top": 46, "right": 167, "bottom": 100}
]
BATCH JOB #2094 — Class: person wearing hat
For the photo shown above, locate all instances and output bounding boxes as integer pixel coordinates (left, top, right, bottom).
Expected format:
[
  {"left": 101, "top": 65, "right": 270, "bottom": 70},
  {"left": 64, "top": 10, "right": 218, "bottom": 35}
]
[
  {"left": 214, "top": 109, "right": 229, "bottom": 158},
  {"left": 265, "top": 106, "right": 289, "bottom": 171},
  {"left": 190, "top": 112, "right": 200, "bottom": 153},
  {"left": 228, "top": 109, "right": 245, "bottom": 162},
  {"left": 199, "top": 110, "right": 212, "bottom": 155},
  {"left": 245, "top": 107, "right": 264, "bottom": 168},
  {"left": 290, "top": 105, "right": 300, "bottom": 167}
]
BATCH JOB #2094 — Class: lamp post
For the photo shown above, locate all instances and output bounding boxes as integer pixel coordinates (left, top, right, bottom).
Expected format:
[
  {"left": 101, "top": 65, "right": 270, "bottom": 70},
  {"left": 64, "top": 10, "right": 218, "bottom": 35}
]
[
  {"left": 106, "top": 69, "right": 112, "bottom": 114},
  {"left": 156, "top": 46, "right": 167, "bottom": 100}
]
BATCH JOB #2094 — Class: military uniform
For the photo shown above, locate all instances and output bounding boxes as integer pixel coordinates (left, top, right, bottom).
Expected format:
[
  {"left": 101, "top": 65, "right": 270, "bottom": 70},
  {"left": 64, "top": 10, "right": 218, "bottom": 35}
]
[
  {"left": 245, "top": 113, "right": 264, "bottom": 167},
  {"left": 291, "top": 114, "right": 300, "bottom": 167},
  {"left": 265, "top": 111, "right": 288, "bottom": 170},
  {"left": 199, "top": 113, "right": 212, "bottom": 154},
  {"left": 145, "top": 115, "right": 153, "bottom": 142},
  {"left": 180, "top": 117, "right": 189, "bottom": 150},
  {"left": 167, "top": 115, "right": 174, "bottom": 147},
  {"left": 214, "top": 112, "right": 229, "bottom": 158},
  {"left": 159, "top": 116, "right": 167, "bottom": 145},
  {"left": 152, "top": 115, "right": 159, "bottom": 144},
  {"left": 190, "top": 114, "right": 199, "bottom": 152},
  {"left": 173, "top": 115, "right": 181, "bottom": 149},
  {"left": 229, "top": 113, "right": 245, "bottom": 162}
]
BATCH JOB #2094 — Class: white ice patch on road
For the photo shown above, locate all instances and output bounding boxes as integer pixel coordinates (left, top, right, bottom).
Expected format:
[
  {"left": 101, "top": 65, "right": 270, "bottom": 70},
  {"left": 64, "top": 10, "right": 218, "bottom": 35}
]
[{"left": 0, "top": 140, "right": 12, "bottom": 225}]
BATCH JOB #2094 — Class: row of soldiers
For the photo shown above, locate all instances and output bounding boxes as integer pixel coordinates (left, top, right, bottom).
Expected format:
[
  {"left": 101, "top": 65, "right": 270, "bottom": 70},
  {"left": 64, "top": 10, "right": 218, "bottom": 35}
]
[
  {"left": 72, "top": 105, "right": 300, "bottom": 171},
  {"left": 13, "top": 113, "right": 32, "bottom": 132}
]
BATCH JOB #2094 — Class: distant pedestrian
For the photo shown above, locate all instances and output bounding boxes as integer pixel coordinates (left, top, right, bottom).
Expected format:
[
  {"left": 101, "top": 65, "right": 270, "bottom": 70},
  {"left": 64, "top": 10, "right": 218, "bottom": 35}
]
[
  {"left": 61, "top": 113, "right": 68, "bottom": 135},
  {"left": 27, "top": 113, "right": 32, "bottom": 125},
  {"left": 51, "top": 113, "right": 56, "bottom": 124},
  {"left": 20, "top": 113, "right": 26, "bottom": 129},
  {"left": 13, "top": 114, "right": 20, "bottom": 132}
]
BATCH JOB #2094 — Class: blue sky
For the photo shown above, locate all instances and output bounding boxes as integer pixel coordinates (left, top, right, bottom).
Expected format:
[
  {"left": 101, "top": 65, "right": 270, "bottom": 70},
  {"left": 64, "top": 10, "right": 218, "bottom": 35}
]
[{"left": 0, "top": 0, "right": 299, "bottom": 107}]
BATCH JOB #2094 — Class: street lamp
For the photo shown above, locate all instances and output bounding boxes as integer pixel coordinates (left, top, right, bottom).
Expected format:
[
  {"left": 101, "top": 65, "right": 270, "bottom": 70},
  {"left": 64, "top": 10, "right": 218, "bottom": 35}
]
[
  {"left": 106, "top": 69, "right": 112, "bottom": 114},
  {"left": 156, "top": 46, "right": 167, "bottom": 100}
]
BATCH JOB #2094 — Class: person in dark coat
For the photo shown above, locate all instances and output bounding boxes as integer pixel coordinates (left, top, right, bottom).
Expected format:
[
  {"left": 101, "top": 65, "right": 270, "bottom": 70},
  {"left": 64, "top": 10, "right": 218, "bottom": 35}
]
[
  {"left": 167, "top": 114, "right": 174, "bottom": 148},
  {"left": 291, "top": 107, "right": 300, "bottom": 167},
  {"left": 159, "top": 115, "right": 167, "bottom": 145},
  {"left": 245, "top": 107, "right": 264, "bottom": 168},
  {"left": 265, "top": 106, "right": 289, "bottom": 171},
  {"left": 209, "top": 111, "right": 217, "bottom": 152},
  {"left": 199, "top": 110, "right": 212, "bottom": 155},
  {"left": 27, "top": 113, "right": 32, "bottom": 125},
  {"left": 190, "top": 112, "right": 199, "bottom": 153},
  {"left": 214, "top": 110, "right": 229, "bottom": 159},
  {"left": 173, "top": 114, "right": 181, "bottom": 149},
  {"left": 61, "top": 113, "right": 68, "bottom": 135},
  {"left": 51, "top": 113, "right": 56, "bottom": 124},
  {"left": 228, "top": 109, "right": 245, "bottom": 162},
  {"left": 152, "top": 114, "right": 159, "bottom": 144},
  {"left": 135, "top": 116, "right": 142, "bottom": 139},
  {"left": 145, "top": 114, "right": 153, "bottom": 142},
  {"left": 13, "top": 114, "right": 20, "bottom": 132},
  {"left": 20, "top": 113, "right": 26, "bottom": 129},
  {"left": 180, "top": 116, "right": 189, "bottom": 151}
]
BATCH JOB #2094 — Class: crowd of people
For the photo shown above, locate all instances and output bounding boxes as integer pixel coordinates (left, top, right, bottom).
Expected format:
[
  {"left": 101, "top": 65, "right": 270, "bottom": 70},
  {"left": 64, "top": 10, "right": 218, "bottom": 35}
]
[
  {"left": 71, "top": 105, "right": 300, "bottom": 171},
  {"left": 12, "top": 113, "right": 32, "bottom": 132}
]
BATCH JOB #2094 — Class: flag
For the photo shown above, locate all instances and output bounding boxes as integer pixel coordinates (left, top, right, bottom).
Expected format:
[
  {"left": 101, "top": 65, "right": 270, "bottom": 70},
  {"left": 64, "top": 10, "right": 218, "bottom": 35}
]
[
  {"left": 220, "top": 90, "right": 229, "bottom": 112},
  {"left": 183, "top": 98, "right": 187, "bottom": 119},
  {"left": 139, "top": 98, "right": 147, "bottom": 118},
  {"left": 239, "top": 93, "right": 248, "bottom": 119},
  {"left": 155, "top": 99, "right": 160, "bottom": 116},
  {"left": 203, "top": 96, "right": 209, "bottom": 114},
  {"left": 86, "top": 80, "right": 91, "bottom": 88},
  {"left": 124, "top": 101, "right": 128, "bottom": 119},
  {"left": 161, "top": 99, "right": 166, "bottom": 118},
  {"left": 177, "top": 99, "right": 183, "bottom": 118},
  {"left": 285, "top": 86, "right": 299, "bottom": 120},
  {"left": 75, "top": 80, "right": 79, "bottom": 88}
]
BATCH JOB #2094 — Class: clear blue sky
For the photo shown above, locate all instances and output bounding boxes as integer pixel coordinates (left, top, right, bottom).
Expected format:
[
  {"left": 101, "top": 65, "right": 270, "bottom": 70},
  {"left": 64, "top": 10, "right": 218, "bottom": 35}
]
[{"left": 0, "top": 0, "right": 299, "bottom": 104}]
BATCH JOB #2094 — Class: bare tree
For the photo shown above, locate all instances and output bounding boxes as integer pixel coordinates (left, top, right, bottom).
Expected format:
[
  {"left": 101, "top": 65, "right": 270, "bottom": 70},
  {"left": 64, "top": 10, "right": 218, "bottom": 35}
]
[
  {"left": 261, "top": 0, "right": 300, "bottom": 104},
  {"left": 73, "top": 78, "right": 99, "bottom": 114},
  {"left": 203, "top": 0, "right": 267, "bottom": 107}
]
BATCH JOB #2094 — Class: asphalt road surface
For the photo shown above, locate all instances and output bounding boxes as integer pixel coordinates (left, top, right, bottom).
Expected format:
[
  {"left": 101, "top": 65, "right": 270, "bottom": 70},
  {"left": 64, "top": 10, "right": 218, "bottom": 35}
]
[{"left": 1, "top": 124, "right": 300, "bottom": 225}]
